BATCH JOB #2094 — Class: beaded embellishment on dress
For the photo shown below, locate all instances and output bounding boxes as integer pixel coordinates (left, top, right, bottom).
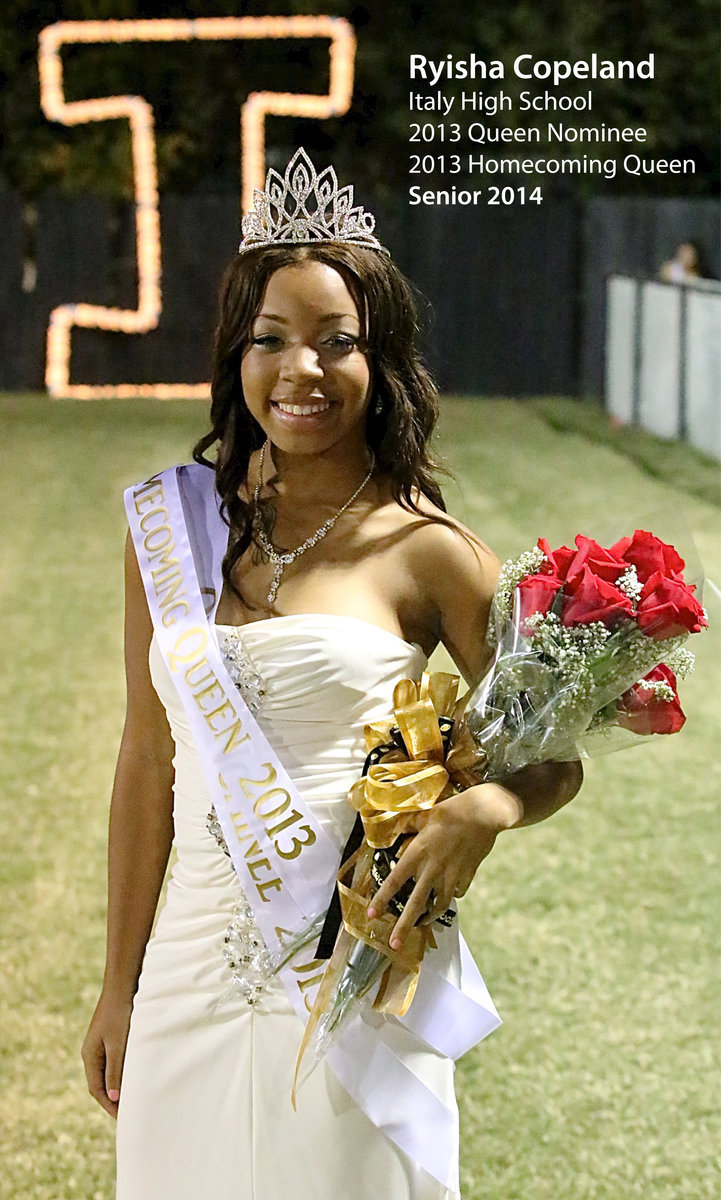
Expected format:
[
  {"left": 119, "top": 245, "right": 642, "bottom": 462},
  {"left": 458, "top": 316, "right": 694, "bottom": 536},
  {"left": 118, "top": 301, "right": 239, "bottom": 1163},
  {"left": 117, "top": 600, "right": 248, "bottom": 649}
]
[
  {"left": 206, "top": 630, "right": 273, "bottom": 1005},
  {"left": 222, "top": 896, "right": 275, "bottom": 1006},
  {"left": 206, "top": 627, "right": 265, "bottom": 858},
  {"left": 219, "top": 628, "right": 265, "bottom": 715}
]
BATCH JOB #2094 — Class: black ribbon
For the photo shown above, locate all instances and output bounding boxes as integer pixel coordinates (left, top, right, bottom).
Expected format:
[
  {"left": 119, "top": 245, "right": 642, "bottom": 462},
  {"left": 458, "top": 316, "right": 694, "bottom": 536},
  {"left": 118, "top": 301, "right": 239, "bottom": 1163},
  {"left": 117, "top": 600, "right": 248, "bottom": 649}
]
[
  {"left": 315, "top": 739, "right": 392, "bottom": 960},
  {"left": 315, "top": 718, "right": 457, "bottom": 961},
  {"left": 315, "top": 810, "right": 364, "bottom": 959}
]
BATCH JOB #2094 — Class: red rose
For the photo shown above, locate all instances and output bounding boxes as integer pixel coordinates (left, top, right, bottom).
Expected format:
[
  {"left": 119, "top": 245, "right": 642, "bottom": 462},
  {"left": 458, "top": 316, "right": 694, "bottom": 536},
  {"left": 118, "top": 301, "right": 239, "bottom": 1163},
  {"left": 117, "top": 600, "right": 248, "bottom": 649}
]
[
  {"left": 517, "top": 574, "right": 562, "bottom": 632},
  {"left": 617, "top": 664, "right": 686, "bottom": 735},
  {"left": 564, "top": 534, "right": 628, "bottom": 585},
  {"left": 636, "top": 572, "right": 708, "bottom": 640},
  {"left": 561, "top": 565, "right": 634, "bottom": 627},
  {"left": 611, "top": 529, "right": 686, "bottom": 583},
  {"left": 537, "top": 537, "right": 575, "bottom": 580}
]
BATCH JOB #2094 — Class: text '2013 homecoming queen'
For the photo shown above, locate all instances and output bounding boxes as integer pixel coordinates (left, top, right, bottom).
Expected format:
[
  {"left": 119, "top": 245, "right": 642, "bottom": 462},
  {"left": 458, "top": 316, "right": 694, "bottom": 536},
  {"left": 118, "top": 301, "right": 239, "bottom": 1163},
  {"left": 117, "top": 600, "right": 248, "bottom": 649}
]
[{"left": 81, "top": 147, "right": 582, "bottom": 1200}]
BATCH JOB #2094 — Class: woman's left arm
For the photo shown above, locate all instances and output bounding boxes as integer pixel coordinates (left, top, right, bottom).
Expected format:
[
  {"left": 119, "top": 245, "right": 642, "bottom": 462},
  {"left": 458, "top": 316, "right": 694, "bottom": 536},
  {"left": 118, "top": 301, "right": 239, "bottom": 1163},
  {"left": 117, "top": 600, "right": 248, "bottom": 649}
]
[{"left": 369, "top": 521, "right": 583, "bottom": 948}]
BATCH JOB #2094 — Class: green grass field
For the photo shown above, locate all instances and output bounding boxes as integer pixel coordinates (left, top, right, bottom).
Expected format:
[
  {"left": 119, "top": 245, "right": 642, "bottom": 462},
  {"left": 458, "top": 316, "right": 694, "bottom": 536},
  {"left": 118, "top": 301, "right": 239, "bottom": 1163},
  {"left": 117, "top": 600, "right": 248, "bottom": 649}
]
[{"left": 1, "top": 393, "right": 719, "bottom": 1200}]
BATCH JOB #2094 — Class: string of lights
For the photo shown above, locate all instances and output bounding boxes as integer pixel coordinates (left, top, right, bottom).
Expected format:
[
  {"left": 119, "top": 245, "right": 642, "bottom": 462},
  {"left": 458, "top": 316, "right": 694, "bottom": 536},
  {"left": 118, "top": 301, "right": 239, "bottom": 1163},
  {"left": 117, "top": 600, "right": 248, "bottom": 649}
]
[{"left": 38, "top": 16, "right": 356, "bottom": 399}]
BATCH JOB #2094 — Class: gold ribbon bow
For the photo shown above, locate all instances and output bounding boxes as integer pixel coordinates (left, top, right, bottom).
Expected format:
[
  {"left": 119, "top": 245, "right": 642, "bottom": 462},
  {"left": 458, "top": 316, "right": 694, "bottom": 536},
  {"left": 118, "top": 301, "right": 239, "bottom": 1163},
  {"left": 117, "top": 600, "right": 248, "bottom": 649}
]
[
  {"left": 339, "top": 671, "right": 485, "bottom": 1016},
  {"left": 292, "top": 671, "right": 485, "bottom": 1105}
]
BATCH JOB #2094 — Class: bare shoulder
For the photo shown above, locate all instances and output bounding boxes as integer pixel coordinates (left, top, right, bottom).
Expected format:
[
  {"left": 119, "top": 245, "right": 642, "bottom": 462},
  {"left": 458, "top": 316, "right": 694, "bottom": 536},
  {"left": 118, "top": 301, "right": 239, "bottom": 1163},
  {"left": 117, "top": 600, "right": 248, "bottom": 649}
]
[
  {"left": 394, "top": 492, "right": 499, "bottom": 598},
  {"left": 412, "top": 495, "right": 499, "bottom": 584},
  {"left": 379, "top": 490, "right": 501, "bottom": 683}
]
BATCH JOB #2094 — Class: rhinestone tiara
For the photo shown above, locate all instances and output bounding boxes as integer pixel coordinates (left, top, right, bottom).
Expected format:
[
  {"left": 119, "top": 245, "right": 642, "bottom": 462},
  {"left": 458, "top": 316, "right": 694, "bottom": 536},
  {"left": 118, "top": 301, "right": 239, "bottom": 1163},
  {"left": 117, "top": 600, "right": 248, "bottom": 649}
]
[{"left": 239, "top": 146, "right": 388, "bottom": 255}]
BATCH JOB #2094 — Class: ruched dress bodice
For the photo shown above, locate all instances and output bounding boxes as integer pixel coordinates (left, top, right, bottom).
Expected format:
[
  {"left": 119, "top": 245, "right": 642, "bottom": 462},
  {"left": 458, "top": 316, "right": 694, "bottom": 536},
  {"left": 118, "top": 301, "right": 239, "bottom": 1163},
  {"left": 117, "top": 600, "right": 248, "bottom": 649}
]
[{"left": 159, "top": 613, "right": 427, "bottom": 853}]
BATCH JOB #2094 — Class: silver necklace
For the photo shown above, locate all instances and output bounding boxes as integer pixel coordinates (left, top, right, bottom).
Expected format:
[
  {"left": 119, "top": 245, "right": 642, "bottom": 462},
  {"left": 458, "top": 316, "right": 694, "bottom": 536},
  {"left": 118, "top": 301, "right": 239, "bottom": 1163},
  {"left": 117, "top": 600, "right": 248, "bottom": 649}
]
[{"left": 252, "top": 441, "right": 375, "bottom": 605}]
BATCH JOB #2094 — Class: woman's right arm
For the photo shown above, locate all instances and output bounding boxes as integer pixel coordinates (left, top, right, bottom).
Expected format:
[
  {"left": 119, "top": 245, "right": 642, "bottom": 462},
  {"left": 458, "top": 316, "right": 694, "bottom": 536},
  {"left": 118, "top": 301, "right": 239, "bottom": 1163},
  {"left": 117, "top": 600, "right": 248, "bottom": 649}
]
[{"left": 81, "top": 529, "right": 176, "bottom": 1118}]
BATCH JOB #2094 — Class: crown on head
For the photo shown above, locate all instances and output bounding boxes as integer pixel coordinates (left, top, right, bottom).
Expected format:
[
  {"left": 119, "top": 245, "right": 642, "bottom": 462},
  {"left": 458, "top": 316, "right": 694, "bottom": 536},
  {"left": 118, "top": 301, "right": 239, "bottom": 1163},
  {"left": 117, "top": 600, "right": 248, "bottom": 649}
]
[{"left": 239, "top": 147, "right": 388, "bottom": 255}]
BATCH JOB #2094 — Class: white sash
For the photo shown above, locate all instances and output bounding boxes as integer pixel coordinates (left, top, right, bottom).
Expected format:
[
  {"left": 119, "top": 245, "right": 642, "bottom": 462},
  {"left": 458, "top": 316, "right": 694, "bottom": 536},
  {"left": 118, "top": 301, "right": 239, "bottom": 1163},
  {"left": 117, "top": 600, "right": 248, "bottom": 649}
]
[{"left": 125, "top": 462, "right": 501, "bottom": 1194}]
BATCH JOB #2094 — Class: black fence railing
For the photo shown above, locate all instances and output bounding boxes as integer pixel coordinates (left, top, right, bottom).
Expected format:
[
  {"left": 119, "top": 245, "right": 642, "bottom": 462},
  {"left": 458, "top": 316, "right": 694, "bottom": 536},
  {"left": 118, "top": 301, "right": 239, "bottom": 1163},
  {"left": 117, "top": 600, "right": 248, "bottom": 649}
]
[{"left": 0, "top": 191, "right": 718, "bottom": 399}]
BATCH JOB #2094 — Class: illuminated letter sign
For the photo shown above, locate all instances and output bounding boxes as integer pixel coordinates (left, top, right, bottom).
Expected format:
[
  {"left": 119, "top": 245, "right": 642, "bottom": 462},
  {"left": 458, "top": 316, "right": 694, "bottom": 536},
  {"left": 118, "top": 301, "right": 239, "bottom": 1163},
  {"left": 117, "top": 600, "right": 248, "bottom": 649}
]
[{"left": 38, "top": 17, "right": 356, "bottom": 399}]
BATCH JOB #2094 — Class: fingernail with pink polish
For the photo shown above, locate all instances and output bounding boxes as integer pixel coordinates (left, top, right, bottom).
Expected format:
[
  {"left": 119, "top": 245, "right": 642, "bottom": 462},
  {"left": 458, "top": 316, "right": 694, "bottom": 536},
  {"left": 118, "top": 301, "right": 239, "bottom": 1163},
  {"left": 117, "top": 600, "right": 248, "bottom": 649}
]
[
  {"left": 390, "top": 937, "right": 401, "bottom": 950},
  {"left": 367, "top": 907, "right": 377, "bottom": 919},
  {"left": 108, "top": 1089, "right": 120, "bottom": 1102}
]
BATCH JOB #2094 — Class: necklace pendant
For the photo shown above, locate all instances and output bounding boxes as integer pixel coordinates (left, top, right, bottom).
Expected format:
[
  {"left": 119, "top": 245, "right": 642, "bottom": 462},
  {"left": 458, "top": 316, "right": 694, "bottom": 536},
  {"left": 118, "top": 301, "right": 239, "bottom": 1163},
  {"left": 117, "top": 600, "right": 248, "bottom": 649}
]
[
  {"left": 267, "top": 563, "right": 283, "bottom": 606},
  {"left": 253, "top": 440, "right": 376, "bottom": 609}
]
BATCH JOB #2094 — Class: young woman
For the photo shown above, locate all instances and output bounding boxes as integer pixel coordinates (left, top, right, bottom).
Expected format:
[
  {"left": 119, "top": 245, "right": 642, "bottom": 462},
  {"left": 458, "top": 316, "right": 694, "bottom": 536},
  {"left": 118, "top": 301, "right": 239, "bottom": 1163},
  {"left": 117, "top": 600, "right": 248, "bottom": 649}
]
[{"left": 82, "top": 149, "right": 582, "bottom": 1200}]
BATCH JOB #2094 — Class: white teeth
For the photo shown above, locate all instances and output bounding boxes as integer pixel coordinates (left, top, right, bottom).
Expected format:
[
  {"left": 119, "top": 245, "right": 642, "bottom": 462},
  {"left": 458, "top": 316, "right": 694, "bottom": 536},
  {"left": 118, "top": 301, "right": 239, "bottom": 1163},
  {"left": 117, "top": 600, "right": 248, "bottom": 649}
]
[{"left": 275, "top": 401, "right": 331, "bottom": 415}]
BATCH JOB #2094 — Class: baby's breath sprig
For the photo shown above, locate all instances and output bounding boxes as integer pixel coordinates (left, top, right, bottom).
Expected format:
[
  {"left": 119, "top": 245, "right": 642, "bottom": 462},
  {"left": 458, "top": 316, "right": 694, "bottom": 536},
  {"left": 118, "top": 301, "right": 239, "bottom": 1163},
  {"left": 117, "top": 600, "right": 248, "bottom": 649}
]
[
  {"left": 526, "top": 612, "right": 610, "bottom": 682},
  {"left": 663, "top": 646, "right": 695, "bottom": 679},
  {"left": 589, "top": 630, "right": 685, "bottom": 700},
  {"left": 637, "top": 676, "right": 676, "bottom": 702},
  {"left": 487, "top": 546, "right": 546, "bottom": 642},
  {"left": 616, "top": 564, "right": 643, "bottom": 604}
]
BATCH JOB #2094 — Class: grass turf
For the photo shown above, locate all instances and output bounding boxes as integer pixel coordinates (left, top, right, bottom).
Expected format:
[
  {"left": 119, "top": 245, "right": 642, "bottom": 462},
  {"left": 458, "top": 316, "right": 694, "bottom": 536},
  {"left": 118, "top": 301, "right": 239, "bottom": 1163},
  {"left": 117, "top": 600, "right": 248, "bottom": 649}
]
[{"left": 1, "top": 393, "right": 718, "bottom": 1199}]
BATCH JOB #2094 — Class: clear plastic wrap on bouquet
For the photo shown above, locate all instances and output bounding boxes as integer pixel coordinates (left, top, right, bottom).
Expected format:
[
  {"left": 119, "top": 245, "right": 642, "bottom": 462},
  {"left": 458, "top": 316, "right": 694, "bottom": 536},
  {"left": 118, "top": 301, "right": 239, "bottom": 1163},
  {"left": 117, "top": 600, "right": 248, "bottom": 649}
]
[
  {"left": 463, "top": 588, "right": 590, "bottom": 774},
  {"left": 463, "top": 592, "right": 682, "bottom": 772}
]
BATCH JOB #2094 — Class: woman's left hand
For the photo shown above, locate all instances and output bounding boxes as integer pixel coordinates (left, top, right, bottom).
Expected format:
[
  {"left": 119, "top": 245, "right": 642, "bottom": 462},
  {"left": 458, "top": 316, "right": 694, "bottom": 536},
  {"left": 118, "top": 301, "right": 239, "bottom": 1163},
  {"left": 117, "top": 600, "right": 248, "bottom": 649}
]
[{"left": 367, "top": 783, "right": 523, "bottom": 949}]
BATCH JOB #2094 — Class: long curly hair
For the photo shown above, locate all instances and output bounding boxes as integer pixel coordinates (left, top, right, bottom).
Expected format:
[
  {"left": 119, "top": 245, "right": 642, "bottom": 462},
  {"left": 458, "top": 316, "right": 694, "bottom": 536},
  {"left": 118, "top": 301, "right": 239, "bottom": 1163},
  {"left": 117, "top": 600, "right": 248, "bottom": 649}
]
[{"left": 192, "top": 242, "right": 448, "bottom": 604}]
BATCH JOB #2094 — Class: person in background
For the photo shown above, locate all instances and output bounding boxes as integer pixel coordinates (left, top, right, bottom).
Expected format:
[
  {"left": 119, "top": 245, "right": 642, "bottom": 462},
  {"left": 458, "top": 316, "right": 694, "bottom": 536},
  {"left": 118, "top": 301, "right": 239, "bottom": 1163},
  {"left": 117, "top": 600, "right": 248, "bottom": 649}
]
[{"left": 659, "top": 242, "right": 704, "bottom": 284}]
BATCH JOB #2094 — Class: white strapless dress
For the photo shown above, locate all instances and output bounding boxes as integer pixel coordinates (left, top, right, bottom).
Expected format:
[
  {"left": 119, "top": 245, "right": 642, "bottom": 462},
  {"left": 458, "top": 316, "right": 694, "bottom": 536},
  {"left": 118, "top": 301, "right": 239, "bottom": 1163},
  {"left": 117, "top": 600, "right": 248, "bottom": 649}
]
[{"left": 115, "top": 614, "right": 458, "bottom": 1200}]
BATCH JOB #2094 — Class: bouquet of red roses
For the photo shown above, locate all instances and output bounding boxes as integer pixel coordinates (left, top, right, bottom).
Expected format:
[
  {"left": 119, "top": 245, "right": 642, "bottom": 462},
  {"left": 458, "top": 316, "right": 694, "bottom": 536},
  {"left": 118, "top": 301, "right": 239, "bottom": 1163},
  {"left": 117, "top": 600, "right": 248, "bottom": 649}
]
[
  {"left": 463, "top": 529, "right": 706, "bottom": 772},
  {"left": 291, "top": 528, "right": 706, "bottom": 1095}
]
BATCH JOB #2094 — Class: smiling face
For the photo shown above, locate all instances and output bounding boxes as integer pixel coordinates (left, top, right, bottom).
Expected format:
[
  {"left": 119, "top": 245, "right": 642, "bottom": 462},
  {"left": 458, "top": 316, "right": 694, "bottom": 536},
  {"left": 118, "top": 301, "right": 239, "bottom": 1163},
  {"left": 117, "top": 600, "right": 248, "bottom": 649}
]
[{"left": 240, "top": 261, "right": 373, "bottom": 459}]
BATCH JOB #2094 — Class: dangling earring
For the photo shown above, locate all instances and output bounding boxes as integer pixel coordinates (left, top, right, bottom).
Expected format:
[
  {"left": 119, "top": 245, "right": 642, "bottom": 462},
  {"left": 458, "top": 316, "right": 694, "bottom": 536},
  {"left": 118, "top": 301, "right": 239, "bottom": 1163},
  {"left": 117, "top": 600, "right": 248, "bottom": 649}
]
[{"left": 374, "top": 396, "right": 383, "bottom": 415}]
